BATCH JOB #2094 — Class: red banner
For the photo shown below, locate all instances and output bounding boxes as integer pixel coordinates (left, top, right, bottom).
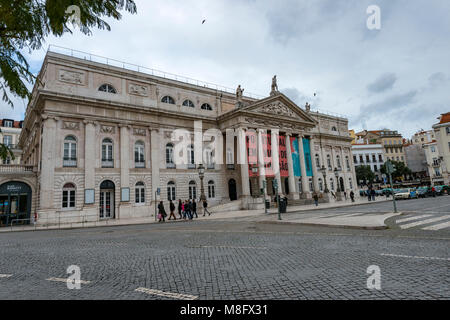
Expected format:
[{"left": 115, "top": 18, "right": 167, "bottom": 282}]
[
  {"left": 246, "top": 131, "right": 258, "bottom": 177},
  {"left": 262, "top": 133, "right": 274, "bottom": 177},
  {"left": 278, "top": 135, "right": 289, "bottom": 177}
]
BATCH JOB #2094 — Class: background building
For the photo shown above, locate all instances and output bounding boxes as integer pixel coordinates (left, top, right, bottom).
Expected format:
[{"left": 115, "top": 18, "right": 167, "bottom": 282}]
[
  {"left": 0, "top": 119, "right": 23, "bottom": 164},
  {"left": 431, "top": 112, "right": 450, "bottom": 185},
  {"left": 351, "top": 142, "right": 384, "bottom": 183}
]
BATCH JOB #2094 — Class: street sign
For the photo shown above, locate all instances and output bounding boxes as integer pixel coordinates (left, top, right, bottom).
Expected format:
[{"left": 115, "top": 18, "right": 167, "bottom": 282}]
[{"left": 156, "top": 188, "right": 161, "bottom": 195}]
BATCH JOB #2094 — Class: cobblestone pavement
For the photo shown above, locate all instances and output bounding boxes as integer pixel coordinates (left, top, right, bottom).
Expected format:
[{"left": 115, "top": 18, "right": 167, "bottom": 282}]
[{"left": 0, "top": 218, "right": 448, "bottom": 300}]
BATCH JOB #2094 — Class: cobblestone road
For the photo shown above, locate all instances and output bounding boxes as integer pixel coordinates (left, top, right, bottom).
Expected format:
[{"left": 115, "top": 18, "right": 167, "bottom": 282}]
[{"left": 0, "top": 218, "right": 448, "bottom": 300}]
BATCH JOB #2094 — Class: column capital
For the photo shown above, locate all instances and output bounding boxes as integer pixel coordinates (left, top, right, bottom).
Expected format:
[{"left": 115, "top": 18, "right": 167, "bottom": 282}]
[
  {"left": 83, "top": 119, "right": 96, "bottom": 126},
  {"left": 118, "top": 123, "right": 131, "bottom": 129}
]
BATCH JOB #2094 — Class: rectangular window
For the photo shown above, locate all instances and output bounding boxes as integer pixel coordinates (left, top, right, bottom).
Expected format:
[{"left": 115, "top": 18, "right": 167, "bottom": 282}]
[
  {"left": 3, "top": 135, "right": 12, "bottom": 146},
  {"left": 62, "top": 190, "right": 75, "bottom": 208},
  {"left": 3, "top": 120, "right": 13, "bottom": 128}
]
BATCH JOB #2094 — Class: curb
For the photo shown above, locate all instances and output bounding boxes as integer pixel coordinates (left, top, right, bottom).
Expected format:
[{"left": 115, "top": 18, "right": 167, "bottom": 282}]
[{"left": 258, "top": 220, "right": 389, "bottom": 230}]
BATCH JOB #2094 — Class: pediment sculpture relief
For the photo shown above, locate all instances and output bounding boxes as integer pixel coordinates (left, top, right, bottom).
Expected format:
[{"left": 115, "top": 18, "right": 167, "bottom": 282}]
[
  {"left": 101, "top": 125, "right": 115, "bottom": 134},
  {"left": 259, "top": 102, "right": 296, "bottom": 118},
  {"left": 129, "top": 83, "right": 148, "bottom": 96},
  {"left": 62, "top": 121, "right": 80, "bottom": 130},
  {"left": 58, "top": 69, "right": 84, "bottom": 85}
]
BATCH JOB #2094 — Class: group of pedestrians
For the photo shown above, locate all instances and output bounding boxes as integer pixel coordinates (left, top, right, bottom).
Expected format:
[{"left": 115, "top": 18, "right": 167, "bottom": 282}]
[{"left": 157, "top": 199, "right": 209, "bottom": 223}]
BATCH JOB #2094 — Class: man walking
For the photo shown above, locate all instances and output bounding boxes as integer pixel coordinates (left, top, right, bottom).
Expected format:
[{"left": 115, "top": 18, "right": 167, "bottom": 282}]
[
  {"left": 350, "top": 190, "right": 355, "bottom": 202},
  {"left": 192, "top": 199, "right": 198, "bottom": 218},
  {"left": 158, "top": 201, "right": 166, "bottom": 223},
  {"left": 203, "top": 199, "right": 210, "bottom": 216},
  {"left": 168, "top": 200, "right": 176, "bottom": 220},
  {"left": 313, "top": 193, "right": 319, "bottom": 206},
  {"left": 178, "top": 199, "right": 183, "bottom": 219}
]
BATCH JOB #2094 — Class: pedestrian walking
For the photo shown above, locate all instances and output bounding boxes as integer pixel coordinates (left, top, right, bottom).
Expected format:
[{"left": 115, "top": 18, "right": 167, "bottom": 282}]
[
  {"left": 313, "top": 193, "right": 319, "bottom": 206},
  {"left": 168, "top": 200, "right": 176, "bottom": 220},
  {"left": 192, "top": 199, "right": 198, "bottom": 218},
  {"left": 371, "top": 189, "right": 376, "bottom": 201},
  {"left": 157, "top": 201, "right": 166, "bottom": 222},
  {"left": 181, "top": 201, "right": 186, "bottom": 220},
  {"left": 187, "top": 200, "right": 193, "bottom": 220},
  {"left": 367, "top": 188, "right": 371, "bottom": 201},
  {"left": 178, "top": 199, "right": 183, "bottom": 219},
  {"left": 350, "top": 190, "right": 355, "bottom": 202},
  {"left": 343, "top": 191, "right": 347, "bottom": 200},
  {"left": 203, "top": 199, "right": 210, "bottom": 216}
]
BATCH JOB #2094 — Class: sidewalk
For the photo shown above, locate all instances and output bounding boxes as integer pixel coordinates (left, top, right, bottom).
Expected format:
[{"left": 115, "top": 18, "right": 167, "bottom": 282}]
[{"left": 0, "top": 197, "right": 394, "bottom": 233}]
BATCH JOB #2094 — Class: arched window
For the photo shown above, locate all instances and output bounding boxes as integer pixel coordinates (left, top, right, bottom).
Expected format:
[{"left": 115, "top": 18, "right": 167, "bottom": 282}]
[
  {"left": 98, "top": 84, "right": 117, "bottom": 94},
  {"left": 62, "top": 183, "right": 76, "bottom": 209},
  {"left": 102, "top": 138, "right": 114, "bottom": 167},
  {"left": 182, "top": 99, "right": 195, "bottom": 108},
  {"left": 331, "top": 126, "right": 337, "bottom": 132},
  {"left": 208, "top": 180, "right": 215, "bottom": 198},
  {"left": 63, "top": 135, "right": 77, "bottom": 167},
  {"left": 189, "top": 180, "right": 197, "bottom": 200},
  {"left": 201, "top": 103, "right": 212, "bottom": 111},
  {"left": 330, "top": 177, "right": 335, "bottom": 191},
  {"left": 135, "top": 141, "right": 145, "bottom": 168},
  {"left": 336, "top": 155, "right": 341, "bottom": 169},
  {"left": 349, "top": 178, "right": 353, "bottom": 190},
  {"left": 166, "top": 143, "right": 175, "bottom": 168},
  {"left": 318, "top": 178, "right": 323, "bottom": 192},
  {"left": 167, "top": 181, "right": 176, "bottom": 201},
  {"left": 327, "top": 154, "right": 332, "bottom": 170},
  {"left": 205, "top": 147, "right": 214, "bottom": 169},
  {"left": 161, "top": 96, "right": 175, "bottom": 104},
  {"left": 309, "top": 178, "right": 313, "bottom": 191},
  {"left": 315, "top": 154, "right": 320, "bottom": 168},
  {"left": 298, "top": 178, "right": 302, "bottom": 193},
  {"left": 188, "top": 144, "right": 195, "bottom": 168},
  {"left": 345, "top": 156, "right": 350, "bottom": 171},
  {"left": 135, "top": 182, "right": 145, "bottom": 204}
]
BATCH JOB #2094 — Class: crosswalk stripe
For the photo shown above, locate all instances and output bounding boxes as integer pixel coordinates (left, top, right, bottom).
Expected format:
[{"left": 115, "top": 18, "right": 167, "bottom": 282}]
[
  {"left": 0, "top": 274, "right": 12, "bottom": 278},
  {"left": 381, "top": 253, "right": 450, "bottom": 261},
  {"left": 399, "top": 215, "right": 450, "bottom": 229},
  {"left": 46, "top": 277, "right": 91, "bottom": 284},
  {"left": 135, "top": 287, "right": 198, "bottom": 300},
  {"left": 422, "top": 220, "right": 450, "bottom": 231},
  {"left": 396, "top": 214, "right": 432, "bottom": 223}
]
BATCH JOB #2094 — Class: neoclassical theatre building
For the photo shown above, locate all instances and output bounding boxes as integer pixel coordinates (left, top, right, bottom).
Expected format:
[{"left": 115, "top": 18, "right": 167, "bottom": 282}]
[{"left": 2, "top": 48, "right": 356, "bottom": 226}]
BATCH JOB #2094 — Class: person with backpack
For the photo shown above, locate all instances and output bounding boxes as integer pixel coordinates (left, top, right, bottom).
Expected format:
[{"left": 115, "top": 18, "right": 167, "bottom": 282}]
[
  {"left": 168, "top": 200, "right": 176, "bottom": 220},
  {"left": 157, "top": 201, "right": 166, "bottom": 223}
]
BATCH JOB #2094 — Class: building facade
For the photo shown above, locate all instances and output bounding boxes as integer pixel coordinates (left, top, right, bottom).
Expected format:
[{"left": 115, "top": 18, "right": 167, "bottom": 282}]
[
  {"left": 0, "top": 119, "right": 23, "bottom": 164},
  {"left": 351, "top": 143, "right": 384, "bottom": 183},
  {"left": 0, "top": 49, "right": 356, "bottom": 227},
  {"left": 431, "top": 112, "right": 450, "bottom": 185}
]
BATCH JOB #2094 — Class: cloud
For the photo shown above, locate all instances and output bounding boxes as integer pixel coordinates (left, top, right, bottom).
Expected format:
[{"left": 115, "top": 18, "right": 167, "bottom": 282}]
[
  {"left": 367, "top": 73, "right": 397, "bottom": 93},
  {"left": 428, "top": 72, "right": 447, "bottom": 87}
]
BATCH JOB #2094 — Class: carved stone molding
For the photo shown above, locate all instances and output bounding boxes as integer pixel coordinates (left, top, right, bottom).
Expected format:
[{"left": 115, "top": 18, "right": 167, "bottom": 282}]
[
  {"left": 100, "top": 125, "right": 116, "bottom": 134},
  {"left": 58, "top": 69, "right": 84, "bottom": 85},
  {"left": 133, "top": 128, "right": 147, "bottom": 136},
  {"left": 128, "top": 83, "right": 148, "bottom": 96},
  {"left": 257, "top": 101, "right": 296, "bottom": 118},
  {"left": 62, "top": 121, "right": 80, "bottom": 130}
]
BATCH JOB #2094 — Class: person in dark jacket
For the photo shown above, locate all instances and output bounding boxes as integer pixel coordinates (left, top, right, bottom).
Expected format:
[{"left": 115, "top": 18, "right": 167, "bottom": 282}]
[
  {"left": 158, "top": 201, "right": 166, "bottom": 222},
  {"left": 350, "top": 190, "right": 355, "bottom": 202},
  {"left": 371, "top": 189, "right": 376, "bottom": 201},
  {"left": 178, "top": 199, "right": 183, "bottom": 219},
  {"left": 203, "top": 199, "right": 210, "bottom": 216},
  {"left": 192, "top": 199, "right": 198, "bottom": 218},
  {"left": 313, "top": 193, "right": 319, "bottom": 206},
  {"left": 168, "top": 200, "right": 176, "bottom": 220}
]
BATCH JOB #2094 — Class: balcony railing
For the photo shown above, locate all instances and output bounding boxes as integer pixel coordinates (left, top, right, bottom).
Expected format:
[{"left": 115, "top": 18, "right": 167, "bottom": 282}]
[
  {"left": 0, "top": 165, "right": 35, "bottom": 173},
  {"left": 135, "top": 161, "right": 145, "bottom": 168},
  {"left": 227, "top": 164, "right": 235, "bottom": 170},
  {"left": 207, "top": 163, "right": 215, "bottom": 170},
  {"left": 63, "top": 158, "right": 77, "bottom": 167},
  {"left": 166, "top": 163, "right": 176, "bottom": 169},
  {"left": 101, "top": 159, "right": 114, "bottom": 168}
]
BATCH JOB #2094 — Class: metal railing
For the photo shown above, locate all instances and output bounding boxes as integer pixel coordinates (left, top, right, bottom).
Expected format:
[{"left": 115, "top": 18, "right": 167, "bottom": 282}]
[
  {"left": 0, "top": 165, "right": 35, "bottom": 173},
  {"left": 47, "top": 45, "right": 265, "bottom": 100}
]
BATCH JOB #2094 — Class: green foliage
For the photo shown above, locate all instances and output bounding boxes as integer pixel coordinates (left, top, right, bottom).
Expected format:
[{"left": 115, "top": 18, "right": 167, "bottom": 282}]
[
  {"left": 0, "top": 0, "right": 137, "bottom": 107},
  {"left": 0, "top": 143, "right": 15, "bottom": 162},
  {"left": 355, "top": 165, "right": 375, "bottom": 185},
  {"left": 380, "top": 160, "right": 412, "bottom": 179}
]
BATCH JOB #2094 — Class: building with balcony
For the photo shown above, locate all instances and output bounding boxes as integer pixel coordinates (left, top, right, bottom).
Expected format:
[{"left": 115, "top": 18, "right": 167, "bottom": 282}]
[
  {"left": 431, "top": 112, "right": 450, "bottom": 185},
  {"left": 0, "top": 119, "right": 23, "bottom": 164},
  {"left": 351, "top": 142, "right": 384, "bottom": 183},
  {"left": 6, "top": 47, "right": 356, "bottom": 227}
]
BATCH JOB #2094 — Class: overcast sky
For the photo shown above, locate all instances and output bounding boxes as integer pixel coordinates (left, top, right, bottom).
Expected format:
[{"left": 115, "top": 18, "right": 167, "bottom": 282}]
[{"left": 2, "top": 0, "right": 449, "bottom": 138}]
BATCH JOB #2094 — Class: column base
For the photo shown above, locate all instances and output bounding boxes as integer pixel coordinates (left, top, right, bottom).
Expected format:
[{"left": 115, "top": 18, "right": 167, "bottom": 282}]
[
  {"left": 301, "top": 192, "right": 312, "bottom": 199},
  {"left": 288, "top": 192, "right": 300, "bottom": 200}
]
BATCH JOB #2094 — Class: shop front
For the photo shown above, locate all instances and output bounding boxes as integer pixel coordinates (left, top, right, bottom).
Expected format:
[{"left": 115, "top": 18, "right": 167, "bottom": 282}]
[{"left": 0, "top": 181, "right": 32, "bottom": 227}]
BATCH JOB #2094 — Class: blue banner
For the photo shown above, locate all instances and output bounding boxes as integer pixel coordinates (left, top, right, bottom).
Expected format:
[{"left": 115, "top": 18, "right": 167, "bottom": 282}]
[
  {"left": 303, "top": 138, "right": 313, "bottom": 177},
  {"left": 290, "top": 137, "right": 301, "bottom": 177}
]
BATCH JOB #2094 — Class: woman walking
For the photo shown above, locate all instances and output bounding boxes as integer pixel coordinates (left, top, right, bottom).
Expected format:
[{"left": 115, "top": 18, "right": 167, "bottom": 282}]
[
  {"left": 157, "top": 201, "right": 166, "bottom": 222},
  {"left": 181, "top": 201, "right": 186, "bottom": 220},
  {"left": 313, "top": 193, "right": 319, "bottom": 206},
  {"left": 168, "top": 200, "right": 176, "bottom": 220}
]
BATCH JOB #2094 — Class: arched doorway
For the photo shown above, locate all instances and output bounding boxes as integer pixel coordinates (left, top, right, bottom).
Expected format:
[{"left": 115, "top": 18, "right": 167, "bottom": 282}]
[
  {"left": 99, "top": 180, "right": 115, "bottom": 219},
  {"left": 284, "top": 178, "right": 290, "bottom": 195},
  {"left": 0, "top": 181, "right": 32, "bottom": 227},
  {"left": 339, "top": 177, "right": 345, "bottom": 191},
  {"left": 228, "top": 179, "right": 237, "bottom": 201}
]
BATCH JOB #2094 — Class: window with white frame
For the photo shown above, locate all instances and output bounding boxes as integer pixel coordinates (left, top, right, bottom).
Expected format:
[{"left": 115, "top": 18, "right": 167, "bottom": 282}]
[
  {"left": 349, "top": 178, "right": 353, "bottom": 189},
  {"left": 166, "top": 143, "right": 174, "bottom": 167},
  {"left": 345, "top": 156, "right": 350, "bottom": 171},
  {"left": 135, "top": 182, "right": 145, "bottom": 204},
  {"left": 167, "top": 181, "right": 176, "bottom": 201},
  {"left": 309, "top": 178, "right": 313, "bottom": 191},
  {"left": 205, "top": 147, "right": 214, "bottom": 168},
  {"left": 327, "top": 154, "right": 332, "bottom": 170},
  {"left": 318, "top": 178, "right": 323, "bottom": 191},
  {"left": 208, "top": 180, "right": 215, "bottom": 198},
  {"left": 98, "top": 84, "right": 117, "bottom": 94},
  {"left": 3, "top": 135, "right": 12, "bottom": 146},
  {"left": 63, "top": 135, "right": 77, "bottom": 167},
  {"left": 330, "top": 178, "right": 334, "bottom": 191},
  {"left": 188, "top": 144, "right": 195, "bottom": 168},
  {"left": 182, "top": 100, "right": 195, "bottom": 108},
  {"left": 102, "top": 138, "right": 114, "bottom": 167},
  {"left": 62, "top": 183, "right": 76, "bottom": 209},
  {"left": 315, "top": 154, "right": 320, "bottom": 168},
  {"left": 135, "top": 141, "right": 145, "bottom": 168},
  {"left": 161, "top": 96, "right": 175, "bottom": 104},
  {"left": 336, "top": 155, "right": 341, "bottom": 169},
  {"left": 188, "top": 181, "right": 197, "bottom": 199},
  {"left": 298, "top": 178, "right": 302, "bottom": 193},
  {"left": 3, "top": 120, "right": 13, "bottom": 127}
]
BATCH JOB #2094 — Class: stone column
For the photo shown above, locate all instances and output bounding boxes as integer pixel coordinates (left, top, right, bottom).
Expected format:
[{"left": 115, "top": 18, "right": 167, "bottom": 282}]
[
  {"left": 271, "top": 129, "right": 282, "bottom": 195},
  {"left": 286, "top": 133, "right": 299, "bottom": 200},
  {"left": 150, "top": 128, "right": 161, "bottom": 213},
  {"left": 309, "top": 137, "right": 320, "bottom": 193},
  {"left": 257, "top": 129, "right": 267, "bottom": 196},
  {"left": 340, "top": 147, "right": 348, "bottom": 192},
  {"left": 119, "top": 124, "right": 130, "bottom": 187},
  {"left": 39, "top": 116, "right": 57, "bottom": 209},
  {"left": 297, "top": 135, "right": 310, "bottom": 198},
  {"left": 237, "top": 127, "right": 251, "bottom": 200},
  {"left": 83, "top": 120, "right": 96, "bottom": 196}
]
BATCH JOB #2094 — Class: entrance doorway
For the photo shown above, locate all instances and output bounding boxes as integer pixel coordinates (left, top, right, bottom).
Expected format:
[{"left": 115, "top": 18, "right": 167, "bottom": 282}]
[
  {"left": 284, "top": 178, "right": 290, "bottom": 195},
  {"left": 339, "top": 177, "right": 345, "bottom": 191},
  {"left": 99, "top": 180, "right": 115, "bottom": 219},
  {"left": 228, "top": 179, "right": 237, "bottom": 201},
  {"left": 0, "top": 182, "right": 32, "bottom": 227}
]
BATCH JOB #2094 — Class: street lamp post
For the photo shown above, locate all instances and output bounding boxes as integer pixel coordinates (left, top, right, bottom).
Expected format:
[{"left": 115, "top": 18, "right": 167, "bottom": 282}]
[
  {"left": 334, "top": 167, "right": 340, "bottom": 192},
  {"left": 319, "top": 165, "right": 329, "bottom": 193},
  {"left": 198, "top": 163, "right": 206, "bottom": 202}
]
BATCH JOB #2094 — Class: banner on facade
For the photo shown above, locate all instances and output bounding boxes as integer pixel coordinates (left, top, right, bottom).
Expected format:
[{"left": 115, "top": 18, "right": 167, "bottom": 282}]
[
  {"left": 290, "top": 137, "right": 301, "bottom": 177},
  {"left": 303, "top": 138, "right": 313, "bottom": 177},
  {"left": 246, "top": 130, "right": 258, "bottom": 177},
  {"left": 261, "top": 133, "right": 274, "bottom": 177},
  {"left": 278, "top": 135, "right": 289, "bottom": 177}
]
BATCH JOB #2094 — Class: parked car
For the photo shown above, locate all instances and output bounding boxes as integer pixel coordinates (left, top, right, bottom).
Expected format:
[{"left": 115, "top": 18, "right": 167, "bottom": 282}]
[
  {"left": 417, "top": 187, "right": 429, "bottom": 198},
  {"left": 394, "top": 188, "right": 417, "bottom": 200}
]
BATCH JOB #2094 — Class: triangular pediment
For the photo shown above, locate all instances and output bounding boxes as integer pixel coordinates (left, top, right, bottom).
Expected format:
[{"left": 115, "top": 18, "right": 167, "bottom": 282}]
[{"left": 241, "top": 93, "right": 317, "bottom": 125}]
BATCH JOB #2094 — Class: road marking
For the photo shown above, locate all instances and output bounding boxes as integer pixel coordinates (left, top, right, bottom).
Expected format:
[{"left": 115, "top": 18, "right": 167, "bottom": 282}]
[
  {"left": 399, "top": 215, "right": 450, "bottom": 229},
  {"left": 0, "top": 274, "right": 12, "bottom": 278},
  {"left": 422, "top": 220, "right": 450, "bottom": 231},
  {"left": 135, "top": 287, "right": 198, "bottom": 300},
  {"left": 189, "top": 245, "right": 267, "bottom": 249},
  {"left": 426, "top": 203, "right": 450, "bottom": 211},
  {"left": 381, "top": 253, "right": 450, "bottom": 261},
  {"left": 396, "top": 214, "right": 432, "bottom": 223},
  {"left": 46, "top": 277, "right": 91, "bottom": 284}
]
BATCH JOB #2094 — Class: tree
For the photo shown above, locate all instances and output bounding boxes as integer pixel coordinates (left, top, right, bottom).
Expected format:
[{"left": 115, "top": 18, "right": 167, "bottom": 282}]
[
  {"left": 0, "top": 143, "right": 15, "bottom": 162},
  {"left": 380, "top": 160, "right": 412, "bottom": 180},
  {"left": 355, "top": 165, "right": 375, "bottom": 186},
  {"left": 0, "top": 0, "right": 137, "bottom": 108}
]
